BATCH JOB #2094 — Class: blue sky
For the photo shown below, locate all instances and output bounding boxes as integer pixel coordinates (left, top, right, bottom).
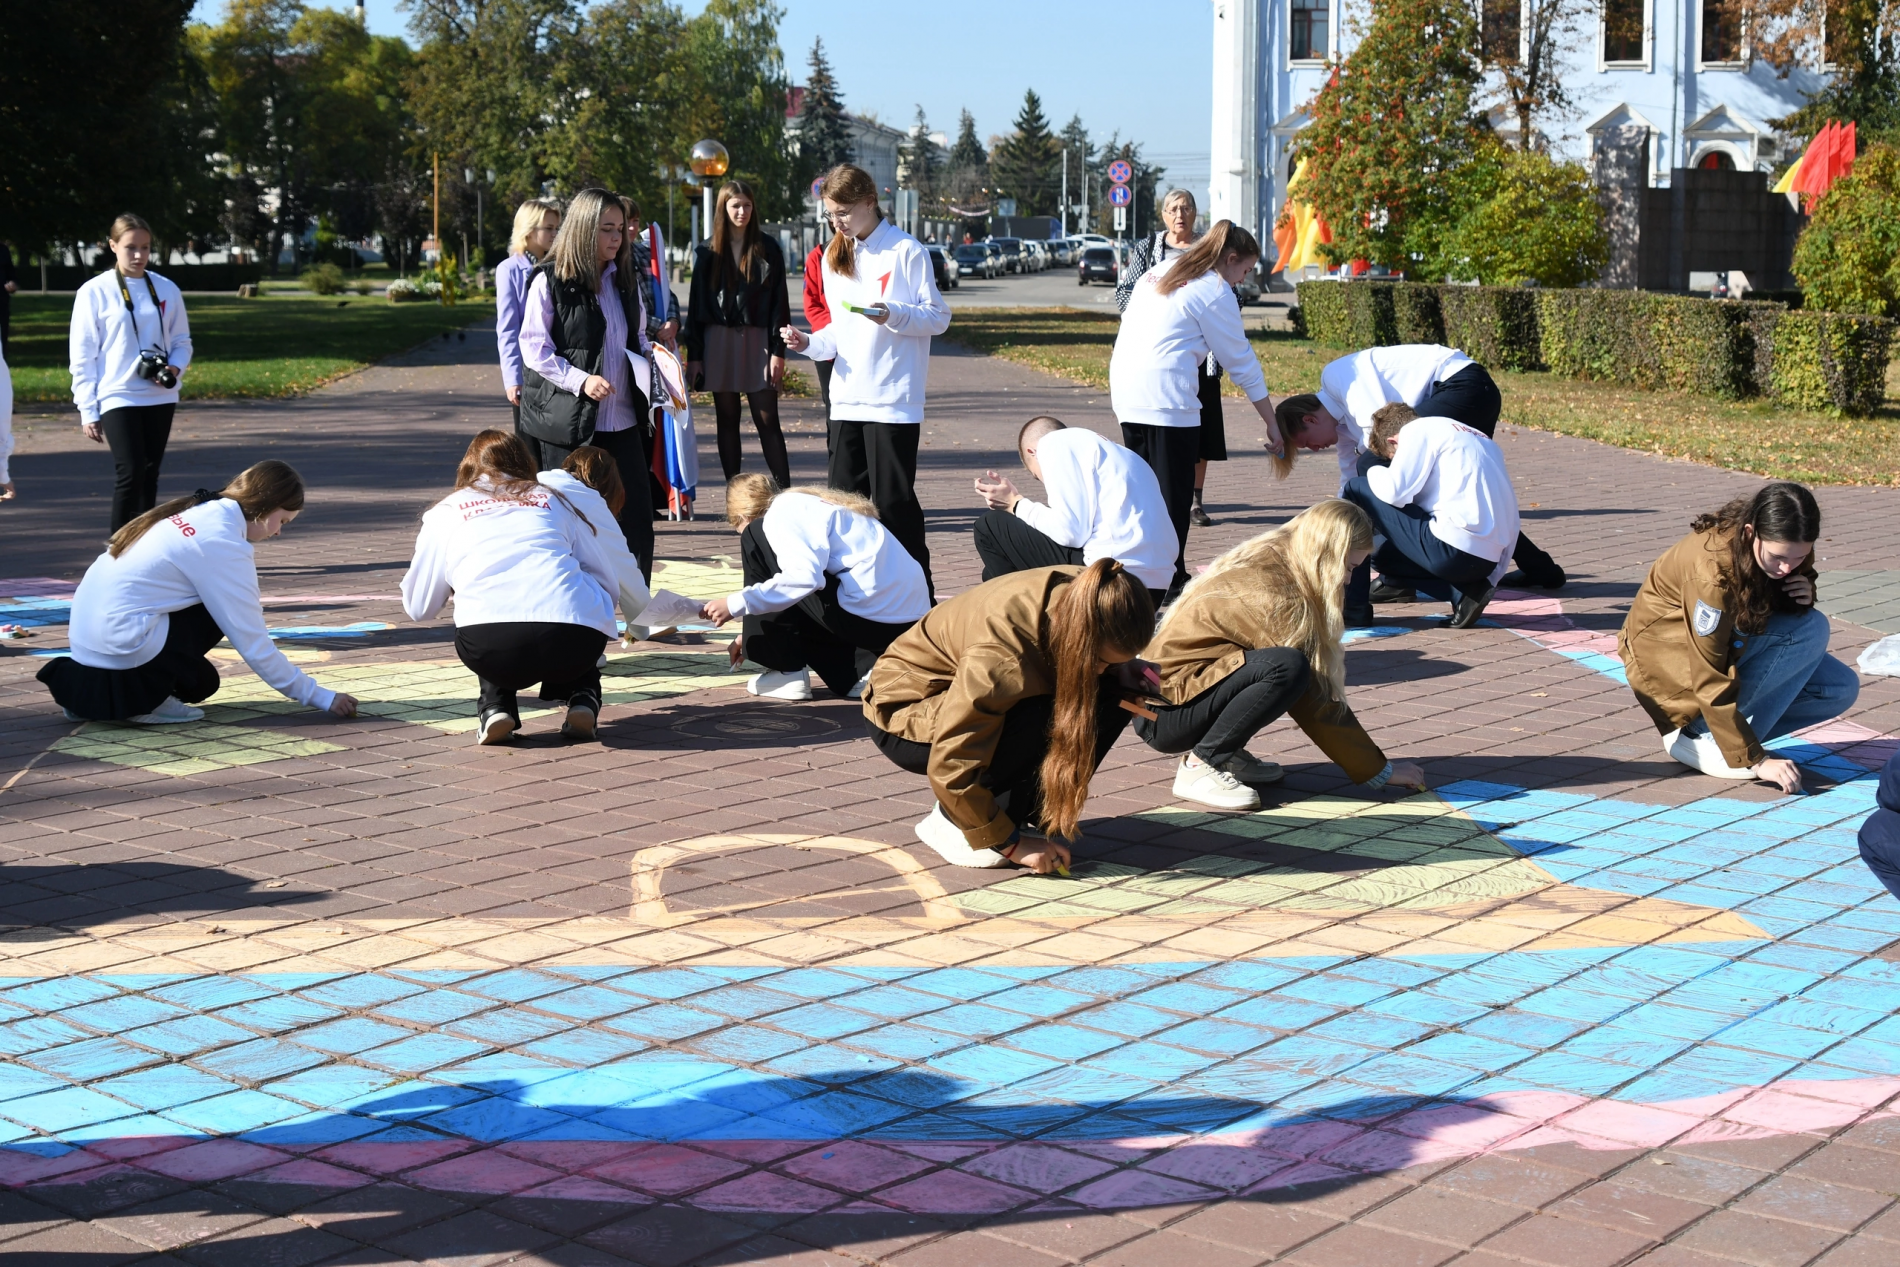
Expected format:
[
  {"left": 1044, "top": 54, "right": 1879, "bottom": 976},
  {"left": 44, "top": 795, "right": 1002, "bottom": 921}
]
[{"left": 188, "top": 1, "right": 1215, "bottom": 200}]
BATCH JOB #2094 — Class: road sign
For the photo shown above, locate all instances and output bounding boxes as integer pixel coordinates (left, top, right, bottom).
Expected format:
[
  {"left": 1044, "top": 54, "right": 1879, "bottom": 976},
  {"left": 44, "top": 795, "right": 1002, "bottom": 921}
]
[
  {"left": 1114, "top": 206, "right": 1127, "bottom": 231},
  {"left": 810, "top": 177, "right": 824, "bottom": 198},
  {"left": 1108, "top": 184, "right": 1132, "bottom": 207},
  {"left": 1107, "top": 159, "right": 1133, "bottom": 185}
]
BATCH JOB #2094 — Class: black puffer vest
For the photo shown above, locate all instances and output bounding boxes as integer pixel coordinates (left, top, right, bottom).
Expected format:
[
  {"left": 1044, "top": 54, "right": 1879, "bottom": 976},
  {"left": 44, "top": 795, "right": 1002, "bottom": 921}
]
[{"left": 519, "top": 263, "right": 638, "bottom": 449}]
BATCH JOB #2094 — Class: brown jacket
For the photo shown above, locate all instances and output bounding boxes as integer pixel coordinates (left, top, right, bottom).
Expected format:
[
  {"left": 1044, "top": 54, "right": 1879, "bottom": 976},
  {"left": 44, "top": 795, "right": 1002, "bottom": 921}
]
[
  {"left": 1619, "top": 528, "right": 1820, "bottom": 769},
  {"left": 862, "top": 567, "right": 1075, "bottom": 848},
  {"left": 1144, "top": 565, "right": 1388, "bottom": 783}
]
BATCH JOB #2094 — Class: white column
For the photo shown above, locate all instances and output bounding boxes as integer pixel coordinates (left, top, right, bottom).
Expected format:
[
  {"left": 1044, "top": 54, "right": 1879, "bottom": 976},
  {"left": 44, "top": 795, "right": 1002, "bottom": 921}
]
[{"left": 1209, "top": 0, "right": 1262, "bottom": 237}]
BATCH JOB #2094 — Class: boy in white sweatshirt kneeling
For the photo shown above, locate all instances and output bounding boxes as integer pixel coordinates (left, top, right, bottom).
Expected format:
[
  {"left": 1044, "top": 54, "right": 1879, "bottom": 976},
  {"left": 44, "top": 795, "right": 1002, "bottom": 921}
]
[
  {"left": 972, "top": 417, "right": 1178, "bottom": 608},
  {"left": 1339, "top": 404, "right": 1520, "bottom": 630}
]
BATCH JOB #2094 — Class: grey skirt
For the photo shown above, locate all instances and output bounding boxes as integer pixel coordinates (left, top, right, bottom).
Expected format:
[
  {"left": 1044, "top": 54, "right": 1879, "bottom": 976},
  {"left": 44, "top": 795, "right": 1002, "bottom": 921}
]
[{"left": 701, "top": 324, "right": 772, "bottom": 394}]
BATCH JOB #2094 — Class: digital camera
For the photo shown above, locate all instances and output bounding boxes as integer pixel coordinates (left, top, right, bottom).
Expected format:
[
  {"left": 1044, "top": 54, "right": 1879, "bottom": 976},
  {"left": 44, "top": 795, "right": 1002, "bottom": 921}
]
[{"left": 135, "top": 350, "right": 179, "bottom": 390}]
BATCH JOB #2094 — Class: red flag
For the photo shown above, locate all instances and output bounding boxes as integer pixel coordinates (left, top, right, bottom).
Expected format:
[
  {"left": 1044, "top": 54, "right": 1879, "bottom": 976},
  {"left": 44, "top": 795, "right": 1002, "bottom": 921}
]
[{"left": 1840, "top": 120, "right": 1858, "bottom": 184}]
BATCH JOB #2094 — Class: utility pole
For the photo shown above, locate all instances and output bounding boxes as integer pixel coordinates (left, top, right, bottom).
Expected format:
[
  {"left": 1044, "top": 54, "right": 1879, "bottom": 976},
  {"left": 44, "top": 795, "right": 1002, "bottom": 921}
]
[
  {"left": 1060, "top": 148, "right": 1068, "bottom": 237},
  {"left": 432, "top": 153, "right": 440, "bottom": 265}
]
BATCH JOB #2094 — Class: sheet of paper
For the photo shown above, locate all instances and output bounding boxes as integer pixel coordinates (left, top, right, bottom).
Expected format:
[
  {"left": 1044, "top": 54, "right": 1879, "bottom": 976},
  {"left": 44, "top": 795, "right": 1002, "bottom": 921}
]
[{"left": 631, "top": 589, "right": 712, "bottom": 630}]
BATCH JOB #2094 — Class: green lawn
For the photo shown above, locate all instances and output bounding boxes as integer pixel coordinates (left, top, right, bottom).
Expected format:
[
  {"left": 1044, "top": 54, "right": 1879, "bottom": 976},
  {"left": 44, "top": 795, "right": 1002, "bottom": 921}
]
[
  {"left": 942, "top": 308, "right": 1900, "bottom": 488},
  {"left": 7, "top": 293, "right": 497, "bottom": 404}
]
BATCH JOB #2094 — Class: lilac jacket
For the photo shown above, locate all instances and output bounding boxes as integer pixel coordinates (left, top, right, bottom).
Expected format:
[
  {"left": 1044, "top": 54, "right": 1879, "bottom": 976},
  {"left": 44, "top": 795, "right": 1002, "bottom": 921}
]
[{"left": 495, "top": 252, "right": 538, "bottom": 391}]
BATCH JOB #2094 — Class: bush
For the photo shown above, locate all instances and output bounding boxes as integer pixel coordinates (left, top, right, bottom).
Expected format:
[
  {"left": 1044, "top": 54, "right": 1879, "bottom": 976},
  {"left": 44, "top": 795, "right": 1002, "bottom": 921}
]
[
  {"left": 1346, "top": 284, "right": 1398, "bottom": 348},
  {"left": 1439, "top": 286, "right": 1540, "bottom": 371},
  {"left": 1295, "top": 281, "right": 1351, "bottom": 347},
  {"left": 386, "top": 277, "right": 441, "bottom": 304},
  {"left": 301, "top": 263, "right": 346, "bottom": 295},
  {"left": 1444, "top": 149, "right": 1609, "bottom": 287},
  {"left": 1765, "top": 310, "right": 1895, "bottom": 414},
  {"left": 1392, "top": 282, "right": 1446, "bottom": 344},
  {"left": 1792, "top": 144, "right": 1900, "bottom": 318}
]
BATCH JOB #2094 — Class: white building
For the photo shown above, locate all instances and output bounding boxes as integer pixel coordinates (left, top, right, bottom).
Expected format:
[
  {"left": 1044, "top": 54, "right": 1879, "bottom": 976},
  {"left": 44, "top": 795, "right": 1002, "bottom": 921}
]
[
  {"left": 785, "top": 89, "right": 909, "bottom": 216},
  {"left": 1210, "top": 0, "right": 1829, "bottom": 259}
]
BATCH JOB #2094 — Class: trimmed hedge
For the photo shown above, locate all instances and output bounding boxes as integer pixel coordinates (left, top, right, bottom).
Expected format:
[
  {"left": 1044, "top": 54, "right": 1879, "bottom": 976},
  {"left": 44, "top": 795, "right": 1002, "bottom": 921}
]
[
  {"left": 31, "top": 263, "right": 265, "bottom": 292},
  {"left": 1294, "top": 280, "right": 1894, "bottom": 416}
]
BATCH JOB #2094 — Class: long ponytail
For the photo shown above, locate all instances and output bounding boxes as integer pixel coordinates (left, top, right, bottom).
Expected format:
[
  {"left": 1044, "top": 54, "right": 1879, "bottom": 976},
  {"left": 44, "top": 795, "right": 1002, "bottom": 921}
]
[
  {"left": 1038, "top": 560, "right": 1156, "bottom": 840},
  {"left": 821, "top": 165, "right": 882, "bottom": 279},
  {"left": 107, "top": 460, "right": 306, "bottom": 558},
  {"left": 1155, "top": 219, "right": 1260, "bottom": 296}
]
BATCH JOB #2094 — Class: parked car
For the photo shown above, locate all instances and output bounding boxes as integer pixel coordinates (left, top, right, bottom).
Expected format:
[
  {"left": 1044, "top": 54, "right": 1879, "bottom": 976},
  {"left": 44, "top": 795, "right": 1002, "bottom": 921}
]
[
  {"left": 1022, "top": 241, "right": 1047, "bottom": 272},
  {"left": 988, "top": 236, "right": 1024, "bottom": 274},
  {"left": 926, "top": 245, "right": 959, "bottom": 290},
  {"left": 1047, "top": 238, "right": 1077, "bottom": 266},
  {"left": 1075, "top": 233, "right": 1112, "bottom": 251},
  {"left": 953, "top": 243, "right": 996, "bottom": 280},
  {"left": 1077, "top": 246, "right": 1118, "bottom": 286}
]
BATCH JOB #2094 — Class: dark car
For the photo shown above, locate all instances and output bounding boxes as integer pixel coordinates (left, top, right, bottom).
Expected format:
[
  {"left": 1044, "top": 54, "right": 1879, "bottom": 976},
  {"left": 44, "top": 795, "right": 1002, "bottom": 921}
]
[
  {"left": 953, "top": 243, "right": 995, "bottom": 280},
  {"left": 1077, "top": 246, "right": 1118, "bottom": 286},
  {"left": 988, "top": 236, "right": 1024, "bottom": 274},
  {"left": 926, "top": 245, "right": 959, "bottom": 290}
]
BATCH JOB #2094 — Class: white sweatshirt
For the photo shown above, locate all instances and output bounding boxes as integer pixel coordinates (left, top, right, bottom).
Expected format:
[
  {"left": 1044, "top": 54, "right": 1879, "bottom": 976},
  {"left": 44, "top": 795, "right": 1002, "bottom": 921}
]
[
  {"left": 1367, "top": 416, "right": 1520, "bottom": 583},
  {"left": 67, "top": 499, "right": 335, "bottom": 710},
  {"left": 1109, "top": 270, "right": 1269, "bottom": 428},
  {"left": 726, "top": 491, "right": 932, "bottom": 625},
  {"left": 536, "top": 471, "right": 650, "bottom": 621},
  {"left": 1318, "top": 344, "right": 1474, "bottom": 487},
  {"left": 69, "top": 269, "right": 193, "bottom": 422},
  {"left": 1014, "top": 428, "right": 1177, "bottom": 591},
  {"left": 797, "top": 221, "right": 950, "bottom": 424},
  {"left": 0, "top": 346, "right": 12, "bottom": 486},
  {"left": 402, "top": 479, "right": 619, "bottom": 635}
]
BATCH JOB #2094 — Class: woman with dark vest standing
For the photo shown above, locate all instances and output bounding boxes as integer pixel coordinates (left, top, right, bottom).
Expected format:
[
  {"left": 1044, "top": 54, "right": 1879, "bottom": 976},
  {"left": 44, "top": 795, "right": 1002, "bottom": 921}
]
[
  {"left": 518, "top": 187, "right": 655, "bottom": 577},
  {"left": 684, "top": 179, "right": 792, "bottom": 489}
]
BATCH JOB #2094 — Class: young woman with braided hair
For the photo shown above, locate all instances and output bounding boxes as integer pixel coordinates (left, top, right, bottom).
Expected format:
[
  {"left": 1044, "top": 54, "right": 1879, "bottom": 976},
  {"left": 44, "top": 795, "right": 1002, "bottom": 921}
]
[{"left": 863, "top": 559, "right": 1157, "bottom": 873}]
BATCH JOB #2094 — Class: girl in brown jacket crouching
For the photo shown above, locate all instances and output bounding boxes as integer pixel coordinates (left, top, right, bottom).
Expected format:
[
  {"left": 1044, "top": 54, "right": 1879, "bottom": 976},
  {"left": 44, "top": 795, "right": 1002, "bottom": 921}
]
[
  {"left": 863, "top": 559, "right": 1156, "bottom": 874},
  {"left": 1138, "top": 499, "right": 1427, "bottom": 811}
]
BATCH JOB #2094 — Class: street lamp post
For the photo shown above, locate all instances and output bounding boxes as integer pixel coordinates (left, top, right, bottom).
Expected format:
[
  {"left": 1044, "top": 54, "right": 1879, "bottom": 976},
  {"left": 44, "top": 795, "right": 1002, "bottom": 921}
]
[{"left": 689, "top": 140, "right": 729, "bottom": 252}]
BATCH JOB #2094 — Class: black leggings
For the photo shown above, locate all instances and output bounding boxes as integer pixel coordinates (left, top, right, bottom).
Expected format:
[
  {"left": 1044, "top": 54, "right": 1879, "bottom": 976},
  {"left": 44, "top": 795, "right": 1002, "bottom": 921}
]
[
  {"left": 740, "top": 522, "right": 913, "bottom": 696},
  {"left": 868, "top": 689, "right": 1132, "bottom": 833},
  {"left": 101, "top": 403, "right": 175, "bottom": 532},
  {"left": 1121, "top": 422, "right": 1200, "bottom": 597},
  {"left": 38, "top": 603, "right": 224, "bottom": 720},
  {"left": 829, "top": 420, "right": 930, "bottom": 592},
  {"left": 972, "top": 510, "right": 1168, "bottom": 610},
  {"left": 454, "top": 622, "right": 607, "bottom": 718},
  {"left": 1134, "top": 647, "right": 1309, "bottom": 766},
  {"left": 714, "top": 391, "right": 791, "bottom": 488}
]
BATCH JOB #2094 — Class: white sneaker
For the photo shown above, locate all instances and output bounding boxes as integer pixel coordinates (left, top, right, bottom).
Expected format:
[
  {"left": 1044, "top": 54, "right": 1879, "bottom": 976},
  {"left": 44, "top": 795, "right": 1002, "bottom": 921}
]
[
  {"left": 747, "top": 669, "right": 812, "bottom": 700},
  {"left": 1218, "top": 750, "right": 1285, "bottom": 784},
  {"left": 596, "top": 653, "right": 609, "bottom": 668},
  {"left": 846, "top": 673, "right": 870, "bottom": 701},
  {"left": 914, "top": 804, "right": 1013, "bottom": 868},
  {"left": 127, "top": 696, "right": 204, "bottom": 725},
  {"left": 1173, "top": 756, "right": 1262, "bottom": 810},
  {"left": 1665, "top": 729, "right": 1755, "bottom": 780}
]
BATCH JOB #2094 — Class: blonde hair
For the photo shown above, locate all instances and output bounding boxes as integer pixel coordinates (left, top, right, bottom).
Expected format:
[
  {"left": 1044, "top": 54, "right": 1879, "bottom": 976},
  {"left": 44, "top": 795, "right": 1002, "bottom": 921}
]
[
  {"left": 1159, "top": 499, "right": 1373, "bottom": 701},
  {"left": 108, "top": 461, "right": 304, "bottom": 558},
  {"left": 1155, "top": 219, "right": 1260, "bottom": 296},
  {"left": 822, "top": 165, "right": 883, "bottom": 279},
  {"left": 509, "top": 199, "right": 563, "bottom": 257},
  {"left": 1367, "top": 402, "right": 1418, "bottom": 460},
  {"left": 547, "top": 187, "right": 630, "bottom": 290},
  {"left": 109, "top": 213, "right": 152, "bottom": 245},
  {"left": 725, "top": 473, "right": 878, "bottom": 528}
]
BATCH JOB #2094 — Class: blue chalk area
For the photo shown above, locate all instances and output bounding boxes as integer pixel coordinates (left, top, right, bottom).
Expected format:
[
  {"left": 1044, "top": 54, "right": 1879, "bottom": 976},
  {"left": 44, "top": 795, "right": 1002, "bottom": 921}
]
[
  {"left": 0, "top": 598, "right": 73, "bottom": 629},
  {"left": 0, "top": 772, "right": 1895, "bottom": 1153},
  {"left": 1341, "top": 626, "right": 1413, "bottom": 644},
  {"left": 268, "top": 622, "right": 393, "bottom": 639}
]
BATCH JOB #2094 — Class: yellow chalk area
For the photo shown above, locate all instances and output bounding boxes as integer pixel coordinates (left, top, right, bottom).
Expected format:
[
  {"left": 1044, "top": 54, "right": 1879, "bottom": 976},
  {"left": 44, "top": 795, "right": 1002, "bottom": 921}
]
[{"left": 52, "top": 722, "right": 344, "bottom": 777}]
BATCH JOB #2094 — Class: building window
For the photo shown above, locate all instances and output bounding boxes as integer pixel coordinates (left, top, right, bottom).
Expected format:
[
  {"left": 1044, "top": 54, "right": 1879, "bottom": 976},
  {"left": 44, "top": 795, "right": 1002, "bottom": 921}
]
[
  {"left": 1483, "top": 0, "right": 1521, "bottom": 62},
  {"left": 1698, "top": 150, "right": 1736, "bottom": 170},
  {"left": 1701, "top": 0, "right": 1744, "bottom": 62},
  {"left": 1602, "top": 0, "right": 1645, "bottom": 62},
  {"left": 1291, "top": 0, "right": 1328, "bottom": 61}
]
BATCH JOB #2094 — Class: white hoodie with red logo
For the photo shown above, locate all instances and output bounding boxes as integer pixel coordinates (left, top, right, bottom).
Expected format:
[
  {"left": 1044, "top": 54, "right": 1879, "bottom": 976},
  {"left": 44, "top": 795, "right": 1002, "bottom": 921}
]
[{"left": 796, "top": 220, "right": 950, "bottom": 424}]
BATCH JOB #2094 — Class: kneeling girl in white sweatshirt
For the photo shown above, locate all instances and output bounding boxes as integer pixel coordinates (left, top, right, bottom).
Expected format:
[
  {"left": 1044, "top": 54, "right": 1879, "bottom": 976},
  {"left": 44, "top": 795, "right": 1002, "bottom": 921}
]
[
  {"left": 700, "top": 474, "right": 932, "bottom": 700},
  {"left": 38, "top": 461, "right": 358, "bottom": 724},
  {"left": 403, "top": 430, "right": 626, "bottom": 745}
]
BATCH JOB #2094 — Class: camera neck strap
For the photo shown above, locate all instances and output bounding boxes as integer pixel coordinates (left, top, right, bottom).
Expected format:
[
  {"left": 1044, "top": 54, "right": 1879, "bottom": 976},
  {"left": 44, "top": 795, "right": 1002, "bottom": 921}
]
[{"left": 114, "top": 268, "right": 163, "bottom": 353}]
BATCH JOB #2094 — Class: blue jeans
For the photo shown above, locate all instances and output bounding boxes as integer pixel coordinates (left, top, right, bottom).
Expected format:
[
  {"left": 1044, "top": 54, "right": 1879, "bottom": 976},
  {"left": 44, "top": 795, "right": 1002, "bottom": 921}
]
[
  {"left": 1341, "top": 477, "right": 1497, "bottom": 608},
  {"left": 1683, "top": 609, "right": 1859, "bottom": 744}
]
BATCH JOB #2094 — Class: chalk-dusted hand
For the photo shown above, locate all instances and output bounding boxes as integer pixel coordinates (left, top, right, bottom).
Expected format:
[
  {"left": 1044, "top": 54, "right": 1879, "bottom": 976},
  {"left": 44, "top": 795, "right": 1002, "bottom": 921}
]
[
  {"left": 1005, "top": 838, "right": 1071, "bottom": 875},
  {"left": 328, "top": 693, "right": 360, "bottom": 718},
  {"left": 781, "top": 325, "right": 810, "bottom": 353},
  {"left": 701, "top": 598, "right": 734, "bottom": 626},
  {"left": 1753, "top": 756, "right": 1803, "bottom": 794},
  {"left": 1112, "top": 659, "right": 1162, "bottom": 696},
  {"left": 975, "top": 471, "right": 1019, "bottom": 510},
  {"left": 728, "top": 634, "right": 746, "bottom": 669},
  {"left": 1387, "top": 760, "right": 1426, "bottom": 790}
]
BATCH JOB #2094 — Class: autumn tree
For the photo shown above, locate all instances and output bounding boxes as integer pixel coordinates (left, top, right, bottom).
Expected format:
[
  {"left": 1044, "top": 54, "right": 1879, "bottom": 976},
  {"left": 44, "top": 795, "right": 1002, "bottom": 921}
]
[
  {"left": 1792, "top": 143, "right": 1900, "bottom": 315},
  {"left": 1750, "top": 0, "right": 1900, "bottom": 135},
  {"left": 1471, "top": 0, "right": 1594, "bottom": 149},
  {"left": 1442, "top": 145, "right": 1607, "bottom": 284}
]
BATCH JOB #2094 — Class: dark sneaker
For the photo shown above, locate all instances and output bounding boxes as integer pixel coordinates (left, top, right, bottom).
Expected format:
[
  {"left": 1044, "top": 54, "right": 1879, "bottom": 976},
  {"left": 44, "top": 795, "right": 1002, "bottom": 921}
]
[
  {"left": 1345, "top": 603, "right": 1376, "bottom": 628},
  {"left": 1500, "top": 564, "right": 1566, "bottom": 590},
  {"left": 561, "top": 693, "right": 601, "bottom": 741},
  {"left": 478, "top": 709, "right": 517, "bottom": 746},
  {"left": 1450, "top": 583, "right": 1497, "bottom": 629},
  {"left": 1368, "top": 579, "right": 1417, "bottom": 604},
  {"left": 1190, "top": 503, "right": 1214, "bottom": 527}
]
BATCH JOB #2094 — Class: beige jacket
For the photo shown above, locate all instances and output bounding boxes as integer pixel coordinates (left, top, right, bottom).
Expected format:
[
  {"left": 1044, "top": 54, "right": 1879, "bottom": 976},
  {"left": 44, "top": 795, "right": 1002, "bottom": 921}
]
[
  {"left": 862, "top": 567, "right": 1076, "bottom": 847},
  {"left": 1619, "top": 528, "right": 1820, "bottom": 769},
  {"left": 1144, "top": 566, "right": 1389, "bottom": 783}
]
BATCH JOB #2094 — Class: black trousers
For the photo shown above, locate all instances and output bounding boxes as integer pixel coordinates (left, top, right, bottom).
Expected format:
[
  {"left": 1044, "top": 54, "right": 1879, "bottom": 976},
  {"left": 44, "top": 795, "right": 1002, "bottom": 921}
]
[
  {"left": 38, "top": 603, "right": 224, "bottom": 720},
  {"left": 714, "top": 391, "right": 792, "bottom": 488},
  {"left": 1135, "top": 647, "right": 1310, "bottom": 766},
  {"left": 867, "top": 688, "right": 1131, "bottom": 834},
  {"left": 1415, "top": 364, "right": 1557, "bottom": 580},
  {"left": 455, "top": 621, "right": 607, "bottom": 717},
  {"left": 740, "top": 522, "right": 913, "bottom": 695},
  {"left": 535, "top": 424, "right": 656, "bottom": 580},
  {"left": 973, "top": 509, "right": 1168, "bottom": 609},
  {"left": 829, "top": 420, "right": 930, "bottom": 592},
  {"left": 1197, "top": 362, "right": 1227, "bottom": 463},
  {"left": 1121, "top": 422, "right": 1200, "bottom": 596},
  {"left": 815, "top": 360, "right": 834, "bottom": 423},
  {"left": 101, "top": 403, "right": 176, "bottom": 532}
]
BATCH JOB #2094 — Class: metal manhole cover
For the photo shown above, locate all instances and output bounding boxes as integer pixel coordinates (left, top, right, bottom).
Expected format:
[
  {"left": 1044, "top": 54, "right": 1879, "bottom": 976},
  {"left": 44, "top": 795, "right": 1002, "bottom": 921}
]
[{"left": 674, "top": 712, "right": 844, "bottom": 743}]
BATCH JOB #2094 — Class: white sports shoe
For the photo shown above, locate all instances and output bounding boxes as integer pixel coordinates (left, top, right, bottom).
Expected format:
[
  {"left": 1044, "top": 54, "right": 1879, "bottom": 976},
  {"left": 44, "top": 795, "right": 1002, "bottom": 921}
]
[
  {"left": 1173, "top": 756, "right": 1262, "bottom": 810},
  {"left": 846, "top": 673, "right": 870, "bottom": 701},
  {"left": 477, "top": 710, "right": 517, "bottom": 746},
  {"left": 127, "top": 696, "right": 204, "bottom": 725},
  {"left": 1219, "top": 750, "right": 1285, "bottom": 784},
  {"left": 914, "top": 804, "right": 1013, "bottom": 868},
  {"left": 1666, "top": 729, "right": 1755, "bottom": 780},
  {"left": 747, "top": 669, "right": 812, "bottom": 701}
]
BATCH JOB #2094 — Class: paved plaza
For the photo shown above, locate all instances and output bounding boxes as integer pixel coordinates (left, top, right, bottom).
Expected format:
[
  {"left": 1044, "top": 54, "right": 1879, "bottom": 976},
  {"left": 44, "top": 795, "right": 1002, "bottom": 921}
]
[{"left": 2, "top": 327, "right": 1900, "bottom": 1266}]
